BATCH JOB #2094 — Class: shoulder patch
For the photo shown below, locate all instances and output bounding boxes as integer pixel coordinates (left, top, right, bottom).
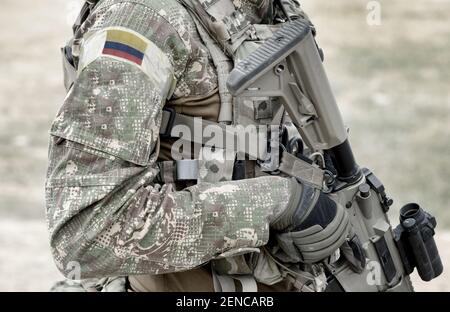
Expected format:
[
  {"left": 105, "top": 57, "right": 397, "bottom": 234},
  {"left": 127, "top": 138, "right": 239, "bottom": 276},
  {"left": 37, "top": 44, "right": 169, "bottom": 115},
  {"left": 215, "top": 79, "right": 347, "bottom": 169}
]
[{"left": 78, "top": 27, "right": 176, "bottom": 98}]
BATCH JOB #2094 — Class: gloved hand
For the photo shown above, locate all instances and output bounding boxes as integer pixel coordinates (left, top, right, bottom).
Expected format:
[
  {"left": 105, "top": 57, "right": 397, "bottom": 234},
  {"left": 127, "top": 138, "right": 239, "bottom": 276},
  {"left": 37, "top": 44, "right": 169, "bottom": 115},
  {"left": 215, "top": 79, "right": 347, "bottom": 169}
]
[{"left": 270, "top": 178, "right": 350, "bottom": 264}]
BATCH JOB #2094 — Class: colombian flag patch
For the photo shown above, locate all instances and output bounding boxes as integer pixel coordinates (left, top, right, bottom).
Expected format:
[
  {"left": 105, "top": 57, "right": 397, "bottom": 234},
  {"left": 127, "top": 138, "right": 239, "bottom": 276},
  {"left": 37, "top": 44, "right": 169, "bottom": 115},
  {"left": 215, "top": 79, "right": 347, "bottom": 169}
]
[{"left": 102, "top": 29, "right": 148, "bottom": 65}]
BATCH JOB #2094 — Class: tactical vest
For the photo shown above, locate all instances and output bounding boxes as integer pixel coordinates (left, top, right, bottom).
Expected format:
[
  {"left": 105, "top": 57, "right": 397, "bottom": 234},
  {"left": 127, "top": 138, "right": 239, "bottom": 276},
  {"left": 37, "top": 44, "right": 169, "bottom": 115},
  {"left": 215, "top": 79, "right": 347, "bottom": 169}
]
[
  {"left": 63, "top": 0, "right": 323, "bottom": 185},
  {"left": 63, "top": 0, "right": 327, "bottom": 292}
]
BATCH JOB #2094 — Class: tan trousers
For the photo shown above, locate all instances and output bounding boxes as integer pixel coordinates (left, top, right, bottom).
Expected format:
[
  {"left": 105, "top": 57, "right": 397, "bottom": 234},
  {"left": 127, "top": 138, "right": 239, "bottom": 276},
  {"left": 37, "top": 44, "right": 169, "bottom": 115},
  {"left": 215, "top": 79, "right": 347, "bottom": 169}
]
[{"left": 128, "top": 266, "right": 291, "bottom": 292}]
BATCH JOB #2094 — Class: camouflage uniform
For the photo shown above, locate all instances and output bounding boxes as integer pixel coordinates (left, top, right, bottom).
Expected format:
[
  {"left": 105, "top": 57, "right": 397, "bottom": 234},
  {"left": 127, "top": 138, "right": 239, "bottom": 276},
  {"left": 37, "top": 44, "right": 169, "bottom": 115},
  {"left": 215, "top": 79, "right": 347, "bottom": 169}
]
[{"left": 46, "top": 0, "right": 308, "bottom": 291}]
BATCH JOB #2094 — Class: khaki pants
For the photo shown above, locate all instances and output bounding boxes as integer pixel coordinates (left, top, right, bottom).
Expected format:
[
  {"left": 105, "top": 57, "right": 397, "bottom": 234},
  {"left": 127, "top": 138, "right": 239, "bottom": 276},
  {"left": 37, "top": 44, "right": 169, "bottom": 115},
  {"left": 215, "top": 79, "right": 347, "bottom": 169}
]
[{"left": 128, "top": 266, "right": 291, "bottom": 292}]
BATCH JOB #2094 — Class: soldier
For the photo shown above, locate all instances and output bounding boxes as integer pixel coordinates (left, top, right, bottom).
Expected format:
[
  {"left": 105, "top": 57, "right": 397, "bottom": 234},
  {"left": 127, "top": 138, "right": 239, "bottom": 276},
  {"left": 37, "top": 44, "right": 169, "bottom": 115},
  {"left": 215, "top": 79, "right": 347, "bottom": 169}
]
[{"left": 46, "top": 0, "right": 350, "bottom": 292}]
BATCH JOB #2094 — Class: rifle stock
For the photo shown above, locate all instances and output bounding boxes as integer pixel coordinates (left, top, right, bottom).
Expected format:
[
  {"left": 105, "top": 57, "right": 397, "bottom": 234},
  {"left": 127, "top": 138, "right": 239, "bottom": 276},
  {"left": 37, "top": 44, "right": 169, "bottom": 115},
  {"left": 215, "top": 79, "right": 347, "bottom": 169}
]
[{"left": 228, "top": 19, "right": 442, "bottom": 291}]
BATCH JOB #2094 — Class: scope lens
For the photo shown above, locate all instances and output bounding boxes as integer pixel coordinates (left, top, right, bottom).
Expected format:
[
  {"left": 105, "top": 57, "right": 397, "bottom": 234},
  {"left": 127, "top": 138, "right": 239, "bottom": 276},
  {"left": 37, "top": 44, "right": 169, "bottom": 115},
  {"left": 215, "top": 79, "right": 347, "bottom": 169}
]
[{"left": 400, "top": 203, "right": 421, "bottom": 221}]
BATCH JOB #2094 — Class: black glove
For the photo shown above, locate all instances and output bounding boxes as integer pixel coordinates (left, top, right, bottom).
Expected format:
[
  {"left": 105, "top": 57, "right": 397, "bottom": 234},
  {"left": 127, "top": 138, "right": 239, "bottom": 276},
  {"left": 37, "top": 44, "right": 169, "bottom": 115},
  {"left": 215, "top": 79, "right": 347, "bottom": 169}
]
[{"left": 270, "top": 179, "right": 350, "bottom": 264}]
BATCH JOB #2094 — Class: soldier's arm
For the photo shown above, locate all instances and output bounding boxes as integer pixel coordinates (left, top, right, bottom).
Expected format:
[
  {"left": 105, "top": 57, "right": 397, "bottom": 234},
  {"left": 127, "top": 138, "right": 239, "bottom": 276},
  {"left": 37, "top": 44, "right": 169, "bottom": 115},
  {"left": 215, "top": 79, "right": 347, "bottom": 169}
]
[{"left": 46, "top": 0, "right": 299, "bottom": 278}]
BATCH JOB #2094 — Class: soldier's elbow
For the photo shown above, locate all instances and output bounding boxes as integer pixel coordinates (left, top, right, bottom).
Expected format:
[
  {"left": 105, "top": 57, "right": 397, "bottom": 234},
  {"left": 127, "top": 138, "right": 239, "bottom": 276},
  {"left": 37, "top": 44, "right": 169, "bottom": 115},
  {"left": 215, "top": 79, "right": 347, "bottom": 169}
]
[{"left": 50, "top": 229, "right": 101, "bottom": 279}]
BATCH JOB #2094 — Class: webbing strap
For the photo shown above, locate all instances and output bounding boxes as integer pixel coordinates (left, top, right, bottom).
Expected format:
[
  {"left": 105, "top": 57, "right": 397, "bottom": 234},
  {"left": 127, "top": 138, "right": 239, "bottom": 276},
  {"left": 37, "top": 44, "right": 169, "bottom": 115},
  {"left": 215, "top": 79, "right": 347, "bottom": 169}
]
[
  {"left": 212, "top": 270, "right": 236, "bottom": 292},
  {"left": 176, "top": 0, "right": 234, "bottom": 123},
  {"left": 71, "top": 1, "right": 100, "bottom": 68},
  {"left": 72, "top": 1, "right": 98, "bottom": 34},
  {"left": 212, "top": 268, "right": 258, "bottom": 292},
  {"left": 160, "top": 109, "right": 267, "bottom": 160},
  {"left": 160, "top": 109, "right": 224, "bottom": 139},
  {"left": 160, "top": 161, "right": 175, "bottom": 183},
  {"left": 235, "top": 276, "right": 258, "bottom": 292},
  {"left": 279, "top": 151, "right": 324, "bottom": 189},
  {"left": 176, "top": 160, "right": 199, "bottom": 180},
  {"left": 160, "top": 110, "right": 325, "bottom": 188},
  {"left": 192, "top": 18, "right": 234, "bottom": 124},
  {"left": 158, "top": 160, "right": 199, "bottom": 182}
]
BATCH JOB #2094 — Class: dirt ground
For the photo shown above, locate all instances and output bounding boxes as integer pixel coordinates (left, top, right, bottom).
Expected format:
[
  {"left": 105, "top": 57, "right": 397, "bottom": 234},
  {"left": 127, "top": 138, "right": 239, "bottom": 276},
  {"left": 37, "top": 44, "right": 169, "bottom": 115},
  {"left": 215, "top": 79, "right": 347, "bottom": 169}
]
[{"left": 0, "top": 0, "right": 449, "bottom": 291}]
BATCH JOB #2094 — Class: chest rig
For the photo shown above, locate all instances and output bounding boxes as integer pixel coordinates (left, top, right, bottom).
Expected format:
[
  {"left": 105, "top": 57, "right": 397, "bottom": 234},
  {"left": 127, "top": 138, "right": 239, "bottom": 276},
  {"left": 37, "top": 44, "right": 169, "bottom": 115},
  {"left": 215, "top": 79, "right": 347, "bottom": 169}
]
[
  {"left": 156, "top": 0, "right": 327, "bottom": 291},
  {"left": 162, "top": 0, "right": 325, "bottom": 190},
  {"left": 64, "top": 0, "right": 323, "bottom": 189}
]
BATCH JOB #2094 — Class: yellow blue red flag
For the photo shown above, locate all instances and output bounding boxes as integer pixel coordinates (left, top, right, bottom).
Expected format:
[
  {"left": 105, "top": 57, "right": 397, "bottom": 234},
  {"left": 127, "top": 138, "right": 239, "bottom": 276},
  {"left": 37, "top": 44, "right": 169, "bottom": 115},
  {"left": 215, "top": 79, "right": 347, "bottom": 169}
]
[{"left": 102, "top": 29, "right": 148, "bottom": 65}]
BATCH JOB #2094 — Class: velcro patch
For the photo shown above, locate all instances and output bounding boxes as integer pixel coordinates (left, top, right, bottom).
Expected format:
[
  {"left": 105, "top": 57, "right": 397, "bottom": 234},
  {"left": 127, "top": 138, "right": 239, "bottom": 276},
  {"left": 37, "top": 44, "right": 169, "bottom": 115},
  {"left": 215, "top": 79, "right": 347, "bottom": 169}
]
[{"left": 78, "top": 27, "right": 176, "bottom": 99}]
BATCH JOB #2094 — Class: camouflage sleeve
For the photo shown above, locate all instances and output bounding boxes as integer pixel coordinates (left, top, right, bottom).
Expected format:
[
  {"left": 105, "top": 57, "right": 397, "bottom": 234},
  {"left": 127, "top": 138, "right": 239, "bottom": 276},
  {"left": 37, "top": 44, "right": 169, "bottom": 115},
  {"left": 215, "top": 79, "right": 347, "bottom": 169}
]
[{"left": 46, "top": 0, "right": 296, "bottom": 279}]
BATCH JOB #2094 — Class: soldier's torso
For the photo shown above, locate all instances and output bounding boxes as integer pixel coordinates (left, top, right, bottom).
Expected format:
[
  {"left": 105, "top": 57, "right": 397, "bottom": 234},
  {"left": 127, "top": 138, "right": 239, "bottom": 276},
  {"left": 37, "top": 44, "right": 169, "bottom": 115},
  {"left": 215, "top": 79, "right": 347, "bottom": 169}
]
[
  {"left": 65, "top": 0, "right": 301, "bottom": 292},
  {"left": 127, "top": 0, "right": 282, "bottom": 291}
]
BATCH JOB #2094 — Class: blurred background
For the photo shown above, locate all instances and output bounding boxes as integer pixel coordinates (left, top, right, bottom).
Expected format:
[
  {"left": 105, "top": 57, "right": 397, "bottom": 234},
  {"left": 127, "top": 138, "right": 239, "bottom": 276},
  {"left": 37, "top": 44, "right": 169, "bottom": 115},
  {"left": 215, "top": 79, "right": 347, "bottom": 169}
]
[{"left": 0, "top": 0, "right": 448, "bottom": 291}]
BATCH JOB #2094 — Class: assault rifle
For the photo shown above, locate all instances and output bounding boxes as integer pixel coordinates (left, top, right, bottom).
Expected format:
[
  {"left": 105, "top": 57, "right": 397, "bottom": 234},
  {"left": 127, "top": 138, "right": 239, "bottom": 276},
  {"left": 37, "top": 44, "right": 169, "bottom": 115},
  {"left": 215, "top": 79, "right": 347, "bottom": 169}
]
[{"left": 227, "top": 18, "right": 443, "bottom": 292}]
